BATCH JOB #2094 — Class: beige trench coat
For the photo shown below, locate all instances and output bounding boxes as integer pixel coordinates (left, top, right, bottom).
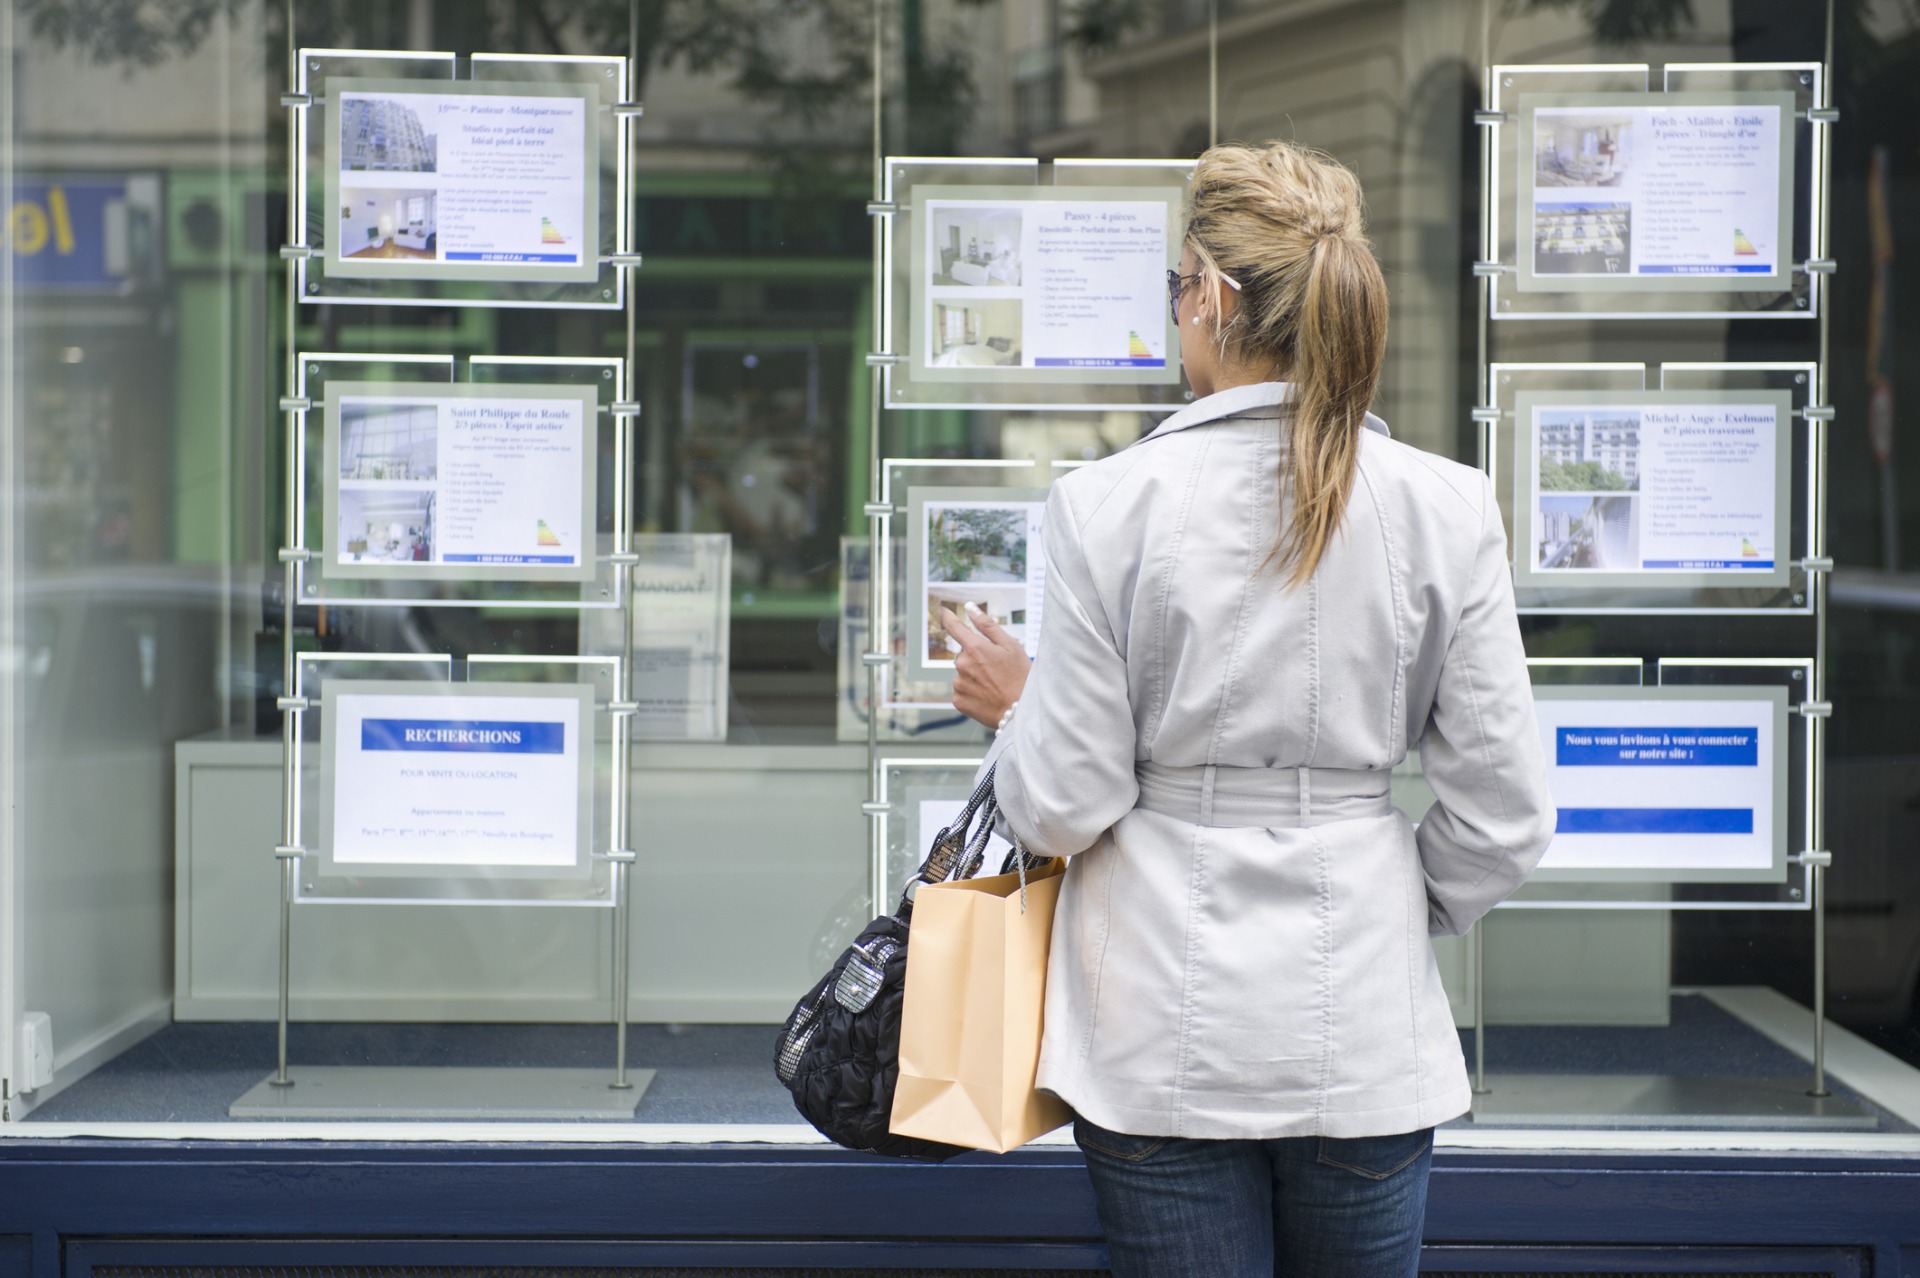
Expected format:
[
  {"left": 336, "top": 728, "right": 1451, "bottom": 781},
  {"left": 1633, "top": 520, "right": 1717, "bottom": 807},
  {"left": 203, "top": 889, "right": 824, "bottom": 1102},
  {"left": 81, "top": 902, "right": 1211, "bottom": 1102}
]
[{"left": 983, "top": 381, "right": 1556, "bottom": 1140}]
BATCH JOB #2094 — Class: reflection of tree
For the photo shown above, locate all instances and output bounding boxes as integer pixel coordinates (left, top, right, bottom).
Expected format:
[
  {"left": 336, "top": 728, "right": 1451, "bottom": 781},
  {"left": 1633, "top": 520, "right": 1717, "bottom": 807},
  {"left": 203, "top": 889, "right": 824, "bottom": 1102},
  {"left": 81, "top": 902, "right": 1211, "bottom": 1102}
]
[
  {"left": 1511, "top": 0, "right": 1699, "bottom": 44},
  {"left": 17, "top": 0, "right": 255, "bottom": 68},
  {"left": 17, "top": 0, "right": 996, "bottom": 193},
  {"left": 1540, "top": 459, "right": 1634, "bottom": 492}
]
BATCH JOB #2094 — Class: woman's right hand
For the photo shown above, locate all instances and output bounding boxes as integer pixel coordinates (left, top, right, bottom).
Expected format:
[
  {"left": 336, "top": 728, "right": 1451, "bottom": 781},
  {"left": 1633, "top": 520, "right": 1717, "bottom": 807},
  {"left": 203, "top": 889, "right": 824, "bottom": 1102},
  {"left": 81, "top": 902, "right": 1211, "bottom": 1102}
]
[{"left": 942, "top": 604, "right": 1031, "bottom": 729}]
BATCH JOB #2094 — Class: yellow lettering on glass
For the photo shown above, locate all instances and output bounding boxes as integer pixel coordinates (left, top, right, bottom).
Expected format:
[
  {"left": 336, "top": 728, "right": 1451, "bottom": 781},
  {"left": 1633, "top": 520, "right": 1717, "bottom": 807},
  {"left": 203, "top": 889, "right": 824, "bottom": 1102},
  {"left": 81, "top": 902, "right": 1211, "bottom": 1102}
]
[
  {"left": 47, "top": 187, "right": 75, "bottom": 253},
  {"left": 6, "top": 187, "right": 77, "bottom": 256},
  {"left": 9, "top": 201, "right": 48, "bottom": 254}
]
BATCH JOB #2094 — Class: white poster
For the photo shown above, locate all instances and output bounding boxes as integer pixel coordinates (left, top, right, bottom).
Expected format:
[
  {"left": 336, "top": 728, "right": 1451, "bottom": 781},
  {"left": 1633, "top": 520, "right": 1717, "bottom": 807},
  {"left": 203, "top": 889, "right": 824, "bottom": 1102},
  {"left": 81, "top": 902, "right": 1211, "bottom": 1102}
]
[
  {"left": 1519, "top": 92, "right": 1795, "bottom": 292},
  {"left": 1531, "top": 686, "right": 1787, "bottom": 882},
  {"left": 329, "top": 79, "right": 596, "bottom": 280},
  {"left": 1520, "top": 394, "right": 1791, "bottom": 591},
  {"left": 322, "top": 684, "right": 593, "bottom": 872},
  {"left": 326, "top": 382, "right": 596, "bottom": 583},
  {"left": 913, "top": 187, "right": 1179, "bottom": 383},
  {"left": 910, "top": 489, "right": 1047, "bottom": 683}
]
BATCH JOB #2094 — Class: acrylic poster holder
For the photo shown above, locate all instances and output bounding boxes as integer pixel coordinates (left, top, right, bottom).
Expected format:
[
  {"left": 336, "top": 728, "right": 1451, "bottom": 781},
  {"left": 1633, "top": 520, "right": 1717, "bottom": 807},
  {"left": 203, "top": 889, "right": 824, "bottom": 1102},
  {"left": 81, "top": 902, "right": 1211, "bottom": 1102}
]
[
  {"left": 1481, "top": 361, "right": 1820, "bottom": 615},
  {"left": 877, "top": 157, "right": 1192, "bottom": 412},
  {"left": 1480, "top": 63, "right": 1826, "bottom": 320},
  {"left": 292, "top": 352, "right": 627, "bottom": 609},
  {"left": 866, "top": 457, "right": 1080, "bottom": 730},
  {"left": 293, "top": 49, "right": 636, "bottom": 308}
]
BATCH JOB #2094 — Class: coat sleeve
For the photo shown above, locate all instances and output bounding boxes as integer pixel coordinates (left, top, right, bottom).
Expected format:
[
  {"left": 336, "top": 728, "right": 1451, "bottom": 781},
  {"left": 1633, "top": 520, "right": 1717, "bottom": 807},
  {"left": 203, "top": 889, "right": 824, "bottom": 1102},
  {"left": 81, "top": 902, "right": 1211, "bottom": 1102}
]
[
  {"left": 1415, "top": 474, "right": 1557, "bottom": 936},
  {"left": 987, "top": 481, "right": 1139, "bottom": 857}
]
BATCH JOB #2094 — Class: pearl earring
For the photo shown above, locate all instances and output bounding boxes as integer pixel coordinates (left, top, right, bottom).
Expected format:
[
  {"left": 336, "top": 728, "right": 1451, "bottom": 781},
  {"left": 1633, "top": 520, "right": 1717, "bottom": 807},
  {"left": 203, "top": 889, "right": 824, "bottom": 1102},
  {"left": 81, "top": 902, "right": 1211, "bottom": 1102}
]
[{"left": 1190, "top": 315, "right": 1201, "bottom": 325}]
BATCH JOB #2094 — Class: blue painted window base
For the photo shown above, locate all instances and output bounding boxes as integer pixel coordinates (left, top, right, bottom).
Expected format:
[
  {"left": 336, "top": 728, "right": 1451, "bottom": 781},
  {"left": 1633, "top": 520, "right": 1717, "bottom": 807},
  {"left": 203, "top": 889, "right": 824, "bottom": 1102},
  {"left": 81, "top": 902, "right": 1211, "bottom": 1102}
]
[
  {"left": 1, "top": 1145, "right": 1918, "bottom": 1276},
  {"left": 41, "top": 1233, "right": 1886, "bottom": 1275}
]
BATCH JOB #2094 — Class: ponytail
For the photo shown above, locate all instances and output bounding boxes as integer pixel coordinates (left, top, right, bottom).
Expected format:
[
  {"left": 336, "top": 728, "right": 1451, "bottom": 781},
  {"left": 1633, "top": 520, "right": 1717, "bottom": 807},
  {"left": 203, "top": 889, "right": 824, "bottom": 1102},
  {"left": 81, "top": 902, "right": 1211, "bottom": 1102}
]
[{"left": 1183, "top": 141, "right": 1388, "bottom": 588}]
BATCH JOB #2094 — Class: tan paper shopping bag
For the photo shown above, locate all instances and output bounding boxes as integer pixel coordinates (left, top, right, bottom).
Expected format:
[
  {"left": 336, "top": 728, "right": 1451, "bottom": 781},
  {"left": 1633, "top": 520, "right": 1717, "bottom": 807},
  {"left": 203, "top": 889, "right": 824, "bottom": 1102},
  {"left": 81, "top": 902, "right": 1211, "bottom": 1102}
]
[{"left": 889, "top": 858, "right": 1072, "bottom": 1153}]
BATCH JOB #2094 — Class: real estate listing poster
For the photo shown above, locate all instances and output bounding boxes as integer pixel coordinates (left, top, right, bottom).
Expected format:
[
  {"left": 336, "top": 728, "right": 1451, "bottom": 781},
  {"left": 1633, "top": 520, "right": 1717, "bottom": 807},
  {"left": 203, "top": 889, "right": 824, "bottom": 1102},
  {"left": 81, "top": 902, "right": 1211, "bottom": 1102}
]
[
  {"left": 323, "top": 381, "right": 598, "bottom": 584},
  {"left": 909, "top": 185, "right": 1182, "bottom": 385},
  {"left": 1517, "top": 91, "right": 1796, "bottom": 293},
  {"left": 1513, "top": 389, "right": 1793, "bottom": 593},
  {"left": 319, "top": 680, "right": 595, "bottom": 877},
  {"left": 906, "top": 487, "right": 1048, "bottom": 684},
  {"left": 1530, "top": 685, "right": 1789, "bottom": 882},
  {"left": 326, "top": 77, "right": 599, "bottom": 283}
]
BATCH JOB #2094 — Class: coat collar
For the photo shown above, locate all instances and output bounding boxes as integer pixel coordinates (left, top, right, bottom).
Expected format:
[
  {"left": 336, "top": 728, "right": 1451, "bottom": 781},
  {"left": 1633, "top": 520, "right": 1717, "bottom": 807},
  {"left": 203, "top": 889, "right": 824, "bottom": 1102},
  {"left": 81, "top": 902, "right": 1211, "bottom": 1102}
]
[{"left": 1136, "top": 381, "right": 1390, "bottom": 446}]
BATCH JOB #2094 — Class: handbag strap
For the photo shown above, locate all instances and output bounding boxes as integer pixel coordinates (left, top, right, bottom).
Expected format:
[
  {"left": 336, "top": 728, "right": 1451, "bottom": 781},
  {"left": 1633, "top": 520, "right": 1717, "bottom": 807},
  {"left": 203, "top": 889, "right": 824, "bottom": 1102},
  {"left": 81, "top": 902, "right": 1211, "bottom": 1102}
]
[
  {"left": 901, "top": 766, "right": 998, "bottom": 911},
  {"left": 952, "top": 793, "right": 1000, "bottom": 882}
]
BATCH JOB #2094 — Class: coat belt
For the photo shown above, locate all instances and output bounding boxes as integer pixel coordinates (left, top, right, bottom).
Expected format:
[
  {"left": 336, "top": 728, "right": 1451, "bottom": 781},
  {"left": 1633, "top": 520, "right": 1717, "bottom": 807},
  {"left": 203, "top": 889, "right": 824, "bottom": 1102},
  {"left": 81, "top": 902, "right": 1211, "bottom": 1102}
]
[{"left": 1134, "top": 760, "right": 1393, "bottom": 829}]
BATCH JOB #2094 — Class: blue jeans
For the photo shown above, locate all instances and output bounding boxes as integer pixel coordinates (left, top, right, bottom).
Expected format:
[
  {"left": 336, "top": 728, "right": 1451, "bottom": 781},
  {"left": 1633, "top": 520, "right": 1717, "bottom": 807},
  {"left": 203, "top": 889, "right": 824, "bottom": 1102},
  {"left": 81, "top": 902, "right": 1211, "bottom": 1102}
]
[{"left": 1074, "top": 1116, "right": 1432, "bottom": 1278}]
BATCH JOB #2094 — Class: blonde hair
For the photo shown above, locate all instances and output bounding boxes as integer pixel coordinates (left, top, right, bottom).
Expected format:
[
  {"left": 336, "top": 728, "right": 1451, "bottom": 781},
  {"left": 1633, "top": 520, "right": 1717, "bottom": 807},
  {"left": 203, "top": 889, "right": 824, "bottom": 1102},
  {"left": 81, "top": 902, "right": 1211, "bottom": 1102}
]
[{"left": 1183, "top": 140, "right": 1388, "bottom": 588}]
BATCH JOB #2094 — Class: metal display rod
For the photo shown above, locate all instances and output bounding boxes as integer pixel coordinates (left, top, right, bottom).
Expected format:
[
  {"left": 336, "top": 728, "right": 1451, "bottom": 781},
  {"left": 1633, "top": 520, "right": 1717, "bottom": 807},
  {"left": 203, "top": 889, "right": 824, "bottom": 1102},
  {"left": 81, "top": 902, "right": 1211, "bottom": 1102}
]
[
  {"left": 271, "top": 0, "right": 301, "bottom": 1090},
  {"left": 863, "top": 0, "right": 888, "bottom": 918},
  {"left": 1807, "top": 0, "right": 1838, "bottom": 1099}
]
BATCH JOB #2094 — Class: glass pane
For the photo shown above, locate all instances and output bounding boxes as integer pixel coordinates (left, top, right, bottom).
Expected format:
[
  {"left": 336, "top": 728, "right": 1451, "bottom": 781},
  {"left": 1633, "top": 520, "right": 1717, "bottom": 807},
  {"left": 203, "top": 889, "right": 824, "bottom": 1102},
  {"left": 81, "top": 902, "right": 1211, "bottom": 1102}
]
[{"left": 5, "top": 0, "right": 1917, "bottom": 1155}]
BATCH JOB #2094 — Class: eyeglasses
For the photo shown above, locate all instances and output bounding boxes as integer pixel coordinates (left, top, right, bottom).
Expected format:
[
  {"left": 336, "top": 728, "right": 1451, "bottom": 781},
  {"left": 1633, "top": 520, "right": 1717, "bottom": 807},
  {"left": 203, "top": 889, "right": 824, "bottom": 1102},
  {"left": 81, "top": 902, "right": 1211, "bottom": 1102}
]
[{"left": 1166, "top": 267, "right": 1243, "bottom": 325}]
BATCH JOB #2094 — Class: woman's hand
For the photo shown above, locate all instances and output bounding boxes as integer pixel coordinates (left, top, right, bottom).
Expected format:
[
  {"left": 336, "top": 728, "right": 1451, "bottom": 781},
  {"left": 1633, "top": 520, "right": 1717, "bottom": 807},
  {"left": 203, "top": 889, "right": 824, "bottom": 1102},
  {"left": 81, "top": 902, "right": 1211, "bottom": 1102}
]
[{"left": 941, "top": 604, "right": 1031, "bottom": 729}]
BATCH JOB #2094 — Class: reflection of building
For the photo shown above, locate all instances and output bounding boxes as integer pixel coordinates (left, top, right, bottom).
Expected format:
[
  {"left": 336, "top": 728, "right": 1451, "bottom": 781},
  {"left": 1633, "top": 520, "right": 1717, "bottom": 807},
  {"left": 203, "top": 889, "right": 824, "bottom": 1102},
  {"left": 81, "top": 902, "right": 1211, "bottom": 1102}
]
[
  {"left": 341, "top": 97, "right": 437, "bottom": 172},
  {"left": 1540, "top": 411, "right": 1640, "bottom": 484}
]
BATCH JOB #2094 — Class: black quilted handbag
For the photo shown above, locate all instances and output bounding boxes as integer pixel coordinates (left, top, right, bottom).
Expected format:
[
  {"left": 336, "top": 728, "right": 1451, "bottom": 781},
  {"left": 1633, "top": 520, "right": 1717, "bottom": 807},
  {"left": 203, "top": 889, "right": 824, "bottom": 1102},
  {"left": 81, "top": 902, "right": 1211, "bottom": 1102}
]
[{"left": 772, "top": 767, "right": 1008, "bottom": 1160}]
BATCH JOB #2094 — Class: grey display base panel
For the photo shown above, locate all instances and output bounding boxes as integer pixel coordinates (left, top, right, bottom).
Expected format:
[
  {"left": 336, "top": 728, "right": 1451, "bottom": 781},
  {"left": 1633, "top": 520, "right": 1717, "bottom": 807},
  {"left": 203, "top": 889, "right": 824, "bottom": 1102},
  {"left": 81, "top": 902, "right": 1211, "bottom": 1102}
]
[
  {"left": 229, "top": 1066, "right": 653, "bottom": 1120},
  {"left": 1470, "top": 1074, "right": 1874, "bottom": 1130}
]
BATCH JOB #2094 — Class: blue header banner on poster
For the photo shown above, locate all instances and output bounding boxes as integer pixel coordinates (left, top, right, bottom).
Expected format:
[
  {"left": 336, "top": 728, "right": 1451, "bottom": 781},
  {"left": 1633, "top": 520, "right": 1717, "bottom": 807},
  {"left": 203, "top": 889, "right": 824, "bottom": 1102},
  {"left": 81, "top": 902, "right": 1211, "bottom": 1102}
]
[
  {"left": 1556, "top": 726, "right": 1759, "bottom": 767},
  {"left": 6, "top": 179, "right": 135, "bottom": 291},
  {"left": 360, "top": 719, "right": 567, "bottom": 754}
]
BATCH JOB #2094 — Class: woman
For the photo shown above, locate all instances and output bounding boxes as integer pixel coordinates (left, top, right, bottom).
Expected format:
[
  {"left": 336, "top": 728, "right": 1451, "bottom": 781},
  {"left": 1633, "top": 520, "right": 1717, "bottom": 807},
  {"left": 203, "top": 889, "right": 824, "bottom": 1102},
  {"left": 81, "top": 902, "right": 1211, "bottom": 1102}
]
[{"left": 939, "top": 141, "right": 1556, "bottom": 1277}]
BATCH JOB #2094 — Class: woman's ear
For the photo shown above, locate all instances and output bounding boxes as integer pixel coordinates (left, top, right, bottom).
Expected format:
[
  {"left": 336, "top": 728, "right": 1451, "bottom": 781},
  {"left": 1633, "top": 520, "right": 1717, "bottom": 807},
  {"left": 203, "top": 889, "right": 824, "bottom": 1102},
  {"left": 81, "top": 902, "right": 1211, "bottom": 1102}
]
[{"left": 1215, "top": 275, "right": 1240, "bottom": 322}]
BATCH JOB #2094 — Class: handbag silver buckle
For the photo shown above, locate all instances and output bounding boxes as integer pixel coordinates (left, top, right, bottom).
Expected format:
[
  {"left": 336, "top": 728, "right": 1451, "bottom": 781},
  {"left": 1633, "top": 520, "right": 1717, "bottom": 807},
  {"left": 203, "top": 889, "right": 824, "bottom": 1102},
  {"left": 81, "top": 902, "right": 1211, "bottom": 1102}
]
[{"left": 833, "top": 937, "right": 900, "bottom": 1012}]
